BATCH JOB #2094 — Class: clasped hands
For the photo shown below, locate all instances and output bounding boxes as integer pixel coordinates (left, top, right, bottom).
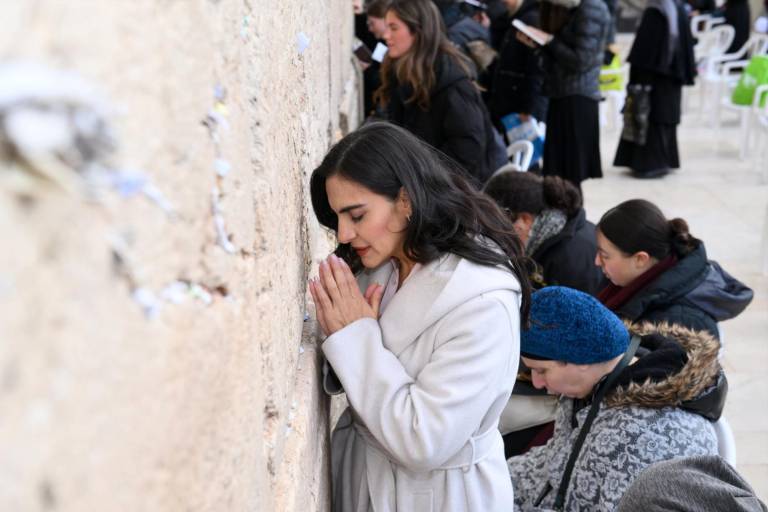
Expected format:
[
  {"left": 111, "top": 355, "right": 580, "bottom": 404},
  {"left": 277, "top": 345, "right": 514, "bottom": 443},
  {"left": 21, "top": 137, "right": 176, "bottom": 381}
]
[{"left": 308, "top": 254, "right": 384, "bottom": 336}]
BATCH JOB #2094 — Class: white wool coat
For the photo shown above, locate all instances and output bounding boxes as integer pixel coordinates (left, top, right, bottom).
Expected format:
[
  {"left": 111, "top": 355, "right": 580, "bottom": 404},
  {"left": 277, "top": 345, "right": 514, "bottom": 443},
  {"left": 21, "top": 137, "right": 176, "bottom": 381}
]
[{"left": 322, "top": 253, "right": 521, "bottom": 512}]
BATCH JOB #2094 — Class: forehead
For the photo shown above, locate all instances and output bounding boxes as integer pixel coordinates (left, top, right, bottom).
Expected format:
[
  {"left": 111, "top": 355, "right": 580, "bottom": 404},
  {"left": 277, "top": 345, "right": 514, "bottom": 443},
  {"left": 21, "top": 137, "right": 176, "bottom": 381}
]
[
  {"left": 596, "top": 229, "right": 620, "bottom": 252},
  {"left": 326, "top": 174, "right": 380, "bottom": 212},
  {"left": 385, "top": 10, "right": 404, "bottom": 24},
  {"left": 521, "top": 357, "right": 561, "bottom": 371}
]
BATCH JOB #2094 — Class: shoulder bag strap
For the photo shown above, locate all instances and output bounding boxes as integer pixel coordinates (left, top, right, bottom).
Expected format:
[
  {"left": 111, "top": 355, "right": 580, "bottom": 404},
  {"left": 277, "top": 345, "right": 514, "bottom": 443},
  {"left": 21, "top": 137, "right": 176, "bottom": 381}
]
[{"left": 552, "top": 335, "right": 642, "bottom": 511}]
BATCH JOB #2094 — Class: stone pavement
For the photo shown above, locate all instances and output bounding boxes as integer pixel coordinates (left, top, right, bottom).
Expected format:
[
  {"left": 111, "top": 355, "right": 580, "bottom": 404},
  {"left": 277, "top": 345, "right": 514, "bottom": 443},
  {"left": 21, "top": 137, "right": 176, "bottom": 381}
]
[{"left": 583, "top": 82, "right": 768, "bottom": 500}]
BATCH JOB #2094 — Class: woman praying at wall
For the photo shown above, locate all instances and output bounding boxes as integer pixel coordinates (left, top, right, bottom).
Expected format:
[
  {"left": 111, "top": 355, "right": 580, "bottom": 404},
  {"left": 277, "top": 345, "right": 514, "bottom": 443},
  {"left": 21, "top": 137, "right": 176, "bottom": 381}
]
[
  {"left": 308, "top": 122, "right": 531, "bottom": 512},
  {"left": 375, "top": 0, "right": 507, "bottom": 187}
]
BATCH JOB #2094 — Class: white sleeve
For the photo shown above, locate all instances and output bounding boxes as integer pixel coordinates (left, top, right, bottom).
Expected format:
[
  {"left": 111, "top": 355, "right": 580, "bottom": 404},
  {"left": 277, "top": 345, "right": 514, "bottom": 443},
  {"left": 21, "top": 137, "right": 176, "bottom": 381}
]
[{"left": 321, "top": 294, "right": 519, "bottom": 471}]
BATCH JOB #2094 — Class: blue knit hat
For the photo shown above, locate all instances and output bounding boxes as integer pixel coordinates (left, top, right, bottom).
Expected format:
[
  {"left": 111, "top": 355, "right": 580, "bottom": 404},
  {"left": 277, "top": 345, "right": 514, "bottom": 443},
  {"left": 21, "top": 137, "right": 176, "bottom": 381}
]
[{"left": 521, "top": 286, "right": 630, "bottom": 364}]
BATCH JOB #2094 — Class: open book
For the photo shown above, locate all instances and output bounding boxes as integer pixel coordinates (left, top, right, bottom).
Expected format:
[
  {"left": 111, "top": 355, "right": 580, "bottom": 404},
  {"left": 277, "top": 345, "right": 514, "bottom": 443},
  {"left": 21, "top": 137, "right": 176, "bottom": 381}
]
[{"left": 512, "top": 19, "right": 553, "bottom": 46}]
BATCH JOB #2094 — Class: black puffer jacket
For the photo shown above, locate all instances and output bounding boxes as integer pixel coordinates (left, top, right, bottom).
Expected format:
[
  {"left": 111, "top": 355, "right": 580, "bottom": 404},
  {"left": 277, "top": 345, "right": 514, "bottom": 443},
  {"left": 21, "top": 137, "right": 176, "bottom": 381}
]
[
  {"left": 611, "top": 243, "right": 753, "bottom": 339},
  {"left": 385, "top": 53, "right": 507, "bottom": 186},
  {"left": 530, "top": 209, "right": 604, "bottom": 295},
  {"left": 488, "top": 0, "right": 549, "bottom": 123},
  {"left": 540, "top": 0, "right": 610, "bottom": 100}
]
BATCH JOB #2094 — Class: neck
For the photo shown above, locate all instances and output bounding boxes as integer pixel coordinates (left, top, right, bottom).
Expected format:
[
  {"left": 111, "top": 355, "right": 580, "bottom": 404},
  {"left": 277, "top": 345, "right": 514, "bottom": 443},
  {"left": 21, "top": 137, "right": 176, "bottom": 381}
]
[
  {"left": 583, "top": 354, "right": 625, "bottom": 397},
  {"left": 394, "top": 256, "right": 416, "bottom": 289}
]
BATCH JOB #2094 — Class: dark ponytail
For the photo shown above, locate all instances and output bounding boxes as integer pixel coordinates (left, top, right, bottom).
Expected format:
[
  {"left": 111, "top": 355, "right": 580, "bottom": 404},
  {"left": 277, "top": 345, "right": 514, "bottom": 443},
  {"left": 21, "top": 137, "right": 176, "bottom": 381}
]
[
  {"left": 598, "top": 199, "right": 699, "bottom": 259},
  {"left": 484, "top": 172, "right": 581, "bottom": 218}
]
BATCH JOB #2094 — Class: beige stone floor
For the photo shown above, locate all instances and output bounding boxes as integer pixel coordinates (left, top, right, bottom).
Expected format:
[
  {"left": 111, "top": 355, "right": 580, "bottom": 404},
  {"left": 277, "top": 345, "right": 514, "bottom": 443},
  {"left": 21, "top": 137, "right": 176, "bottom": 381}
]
[{"left": 583, "top": 88, "right": 768, "bottom": 500}]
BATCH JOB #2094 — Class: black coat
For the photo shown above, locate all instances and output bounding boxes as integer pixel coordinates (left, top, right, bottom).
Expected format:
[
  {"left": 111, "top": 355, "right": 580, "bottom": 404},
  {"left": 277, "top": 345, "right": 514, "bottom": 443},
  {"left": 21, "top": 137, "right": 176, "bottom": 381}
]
[
  {"left": 611, "top": 243, "right": 753, "bottom": 339},
  {"left": 385, "top": 53, "right": 507, "bottom": 186},
  {"left": 530, "top": 209, "right": 604, "bottom": 295},
  {"left": 722, "top": 0, "right": 751, "bottom": 54},
  {"left": 540, "top": 0, "right": 610, "bottom": 100},
  {"left": 488, "top": 0, "right": 549, "bottom": 123},
  {"left": 626, "top": 0, "right": 696, "bottom": 125}
]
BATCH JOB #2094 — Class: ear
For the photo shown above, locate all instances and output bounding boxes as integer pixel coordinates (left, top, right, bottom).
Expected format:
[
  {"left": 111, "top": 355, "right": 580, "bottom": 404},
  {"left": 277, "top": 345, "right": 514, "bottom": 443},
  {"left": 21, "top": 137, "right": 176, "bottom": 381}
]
[
  {"left": 397, "top": 187, "right": 412, "bottom": 217},
  {"left": 518, "top": 212, "right": 536, "bottom": 228},
  {"left": 632, "top": 251, "right": 652, "bottom": 269}
]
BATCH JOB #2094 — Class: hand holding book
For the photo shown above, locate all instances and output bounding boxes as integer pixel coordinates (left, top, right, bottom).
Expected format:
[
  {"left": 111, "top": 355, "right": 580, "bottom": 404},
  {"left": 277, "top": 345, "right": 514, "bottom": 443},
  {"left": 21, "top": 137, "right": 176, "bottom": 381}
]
[{"left": 512, "top": 19, "right": 553, "bottom": 46}]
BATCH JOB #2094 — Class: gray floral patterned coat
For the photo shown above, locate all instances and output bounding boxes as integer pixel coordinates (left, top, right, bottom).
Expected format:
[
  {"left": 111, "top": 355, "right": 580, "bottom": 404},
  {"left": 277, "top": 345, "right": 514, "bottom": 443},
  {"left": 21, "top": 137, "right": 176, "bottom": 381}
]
[{"left": 508, "top": 322, "right": 724, "bottom": 511}]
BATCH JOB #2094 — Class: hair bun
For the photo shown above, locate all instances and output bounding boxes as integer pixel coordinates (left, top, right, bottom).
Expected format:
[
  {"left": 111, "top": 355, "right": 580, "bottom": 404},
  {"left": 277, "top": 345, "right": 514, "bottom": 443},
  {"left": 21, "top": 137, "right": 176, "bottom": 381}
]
[
  {"left": 541, "top": 176, "right": 582, "bottom": 217},
  {"left": 668, "top": 218, "right": 698, "bottom": 256}
]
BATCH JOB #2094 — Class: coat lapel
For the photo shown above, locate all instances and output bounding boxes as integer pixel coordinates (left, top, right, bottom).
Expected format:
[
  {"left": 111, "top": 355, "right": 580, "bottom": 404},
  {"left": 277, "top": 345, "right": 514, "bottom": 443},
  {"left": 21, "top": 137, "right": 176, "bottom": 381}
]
[{"left": 377, "top": 254, "right": 459, "bottom": 356}]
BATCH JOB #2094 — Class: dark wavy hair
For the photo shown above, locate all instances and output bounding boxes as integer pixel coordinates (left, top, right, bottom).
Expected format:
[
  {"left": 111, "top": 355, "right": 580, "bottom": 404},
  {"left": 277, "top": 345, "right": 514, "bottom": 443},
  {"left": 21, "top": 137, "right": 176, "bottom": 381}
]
[
  {"left": 484, "top": 172, "right": 582, "bottom": 220},
  {"left": 373, "top": 0, "right": 473, "bottom": 110},
  {"left": 310, "top": 122, "right": 531, "bottom": 324},
  {"left": 597, "top": 199, "right": 700, "bottom": 260}
]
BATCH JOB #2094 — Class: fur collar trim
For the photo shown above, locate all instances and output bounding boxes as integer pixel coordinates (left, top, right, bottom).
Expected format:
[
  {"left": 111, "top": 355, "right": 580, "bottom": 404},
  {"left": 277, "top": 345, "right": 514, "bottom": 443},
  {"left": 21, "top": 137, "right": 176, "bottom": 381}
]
[{"left": 604, "top": 321, "right": 721, "bottom": 409}]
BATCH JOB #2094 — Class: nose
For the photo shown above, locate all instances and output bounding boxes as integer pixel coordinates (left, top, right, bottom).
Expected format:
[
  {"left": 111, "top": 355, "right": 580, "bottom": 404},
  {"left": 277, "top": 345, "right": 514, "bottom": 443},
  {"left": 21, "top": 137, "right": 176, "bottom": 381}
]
[
  {"left": 337, "top": 218, "right": 355, "bottom": 244},
  {"left": 594, "top": 252, "right": 602, "bottom": 267},
  {"left": 531, "top": 372, "right": 546, "bottom": 390}
]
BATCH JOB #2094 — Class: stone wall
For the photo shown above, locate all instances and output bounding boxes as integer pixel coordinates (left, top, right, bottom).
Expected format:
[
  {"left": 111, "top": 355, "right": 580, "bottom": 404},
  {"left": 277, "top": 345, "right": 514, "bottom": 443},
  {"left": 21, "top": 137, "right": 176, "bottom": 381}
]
[{"left": 0, "top": 1, "right": 357, "bottom": 510}]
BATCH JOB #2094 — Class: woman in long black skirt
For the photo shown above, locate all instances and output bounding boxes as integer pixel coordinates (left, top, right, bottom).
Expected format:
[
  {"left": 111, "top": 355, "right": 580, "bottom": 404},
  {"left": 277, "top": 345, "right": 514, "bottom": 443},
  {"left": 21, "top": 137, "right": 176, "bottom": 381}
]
[
  {"left": 518, "top": 0, "right": 610, "bottom": 193},
  {"left": 613, "top": 0, "right": 695, "bottom": 179}
]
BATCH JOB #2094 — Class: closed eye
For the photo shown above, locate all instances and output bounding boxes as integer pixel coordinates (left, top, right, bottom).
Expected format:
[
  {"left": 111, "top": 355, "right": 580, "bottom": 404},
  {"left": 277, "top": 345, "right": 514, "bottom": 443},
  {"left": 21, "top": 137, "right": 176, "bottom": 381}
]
[{"left": 351, "top": 214, "right": 364, "bottom": 223}]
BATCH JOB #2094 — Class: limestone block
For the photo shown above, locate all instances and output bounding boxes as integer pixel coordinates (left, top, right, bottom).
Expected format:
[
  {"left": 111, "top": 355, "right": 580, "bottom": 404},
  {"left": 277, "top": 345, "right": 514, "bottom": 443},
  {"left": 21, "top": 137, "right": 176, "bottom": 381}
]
[{"left": 0, "top": 1, "right": 357, "bottom": 510}]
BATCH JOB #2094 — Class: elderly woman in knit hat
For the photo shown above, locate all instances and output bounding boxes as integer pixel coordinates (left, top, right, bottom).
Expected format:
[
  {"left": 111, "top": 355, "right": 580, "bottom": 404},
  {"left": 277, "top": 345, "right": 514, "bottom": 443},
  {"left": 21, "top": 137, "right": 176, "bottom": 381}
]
[
  {"left": 515, "top": 0, "right": 610, "bottom": 193},
  {"left": 508, "top": 286, "right": 726, "bottom": 511}
]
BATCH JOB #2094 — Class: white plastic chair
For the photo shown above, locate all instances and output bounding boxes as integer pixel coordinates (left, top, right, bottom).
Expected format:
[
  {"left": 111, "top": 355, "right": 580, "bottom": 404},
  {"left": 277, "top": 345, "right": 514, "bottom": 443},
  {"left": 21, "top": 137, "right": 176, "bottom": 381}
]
[
  {"left": 488, "top": 140, "right": 535, "bottom": 179},
  {"left": 706, "top": 33, "right": 768, "bottom": 126},
  {"left": 599, "top": 63, "right": 629, "bottom": 131},
  {"left": 713, "top": 416, "right": 737, "bottom": 466},
  {"left": 690, "top": 24, "right": 736, "bottom": 113},
  {"left": 716, "top": 67, "right": 768, "bottom": 159},
  {"left": 762, "top": 205, "right": 768, "bottom": 276},
  {"left": 696, "top": 23, "right": 735, "bottom": 68},
  {"left": 753, "top": 84, "right": 768, "bottom": 178}
]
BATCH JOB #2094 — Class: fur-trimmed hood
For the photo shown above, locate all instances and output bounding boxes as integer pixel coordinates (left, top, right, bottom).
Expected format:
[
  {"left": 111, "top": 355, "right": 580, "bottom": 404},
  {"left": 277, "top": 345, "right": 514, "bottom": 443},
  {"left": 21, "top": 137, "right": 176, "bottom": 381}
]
[{"left": 604, "top": 321, "right": 726, "bottom": 419}]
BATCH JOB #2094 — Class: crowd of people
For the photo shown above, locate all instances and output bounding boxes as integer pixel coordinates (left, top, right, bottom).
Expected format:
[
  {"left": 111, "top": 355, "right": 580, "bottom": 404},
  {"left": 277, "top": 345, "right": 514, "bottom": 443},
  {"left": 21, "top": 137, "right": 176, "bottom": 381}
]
[{"left": 308, "top": 1, "right": 762, "bottom": 510}]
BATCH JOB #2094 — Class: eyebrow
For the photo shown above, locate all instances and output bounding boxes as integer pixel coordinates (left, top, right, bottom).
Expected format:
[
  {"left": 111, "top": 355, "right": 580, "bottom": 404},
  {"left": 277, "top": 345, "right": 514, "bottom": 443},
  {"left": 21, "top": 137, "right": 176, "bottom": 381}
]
[{"left": 338, "top": 203, "right": 365, "bottom": 214}]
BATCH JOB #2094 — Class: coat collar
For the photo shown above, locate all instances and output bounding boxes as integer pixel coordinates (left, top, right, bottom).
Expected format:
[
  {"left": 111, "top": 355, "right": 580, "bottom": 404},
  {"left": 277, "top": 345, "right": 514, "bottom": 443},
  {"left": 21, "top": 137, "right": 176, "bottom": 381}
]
[
  {"left": 357, "top": 253, "right": 521, "bottom": 356},
  {"left": 617, "top": 243, "right": 709, "bottom": 320}
]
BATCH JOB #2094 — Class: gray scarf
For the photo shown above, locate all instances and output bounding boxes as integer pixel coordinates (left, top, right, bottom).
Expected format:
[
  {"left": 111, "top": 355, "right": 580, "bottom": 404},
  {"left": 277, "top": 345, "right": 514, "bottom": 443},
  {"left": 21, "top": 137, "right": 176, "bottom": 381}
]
[
  {"left": 647, "top": 0, "right": 679, "bottom": 67},
  {"left": 526, "top": 209, "right": 568, "bottom": 257}
]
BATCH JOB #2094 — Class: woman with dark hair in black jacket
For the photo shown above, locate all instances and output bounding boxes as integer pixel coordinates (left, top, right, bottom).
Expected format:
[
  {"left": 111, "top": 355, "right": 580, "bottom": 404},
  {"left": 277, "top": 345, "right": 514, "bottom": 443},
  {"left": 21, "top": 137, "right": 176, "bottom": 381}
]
[
  {"left": 376, "top": 0, "right": 507, "bottom": 187},
  {"left": 484, "top": 171, "right": 604, "bottom": 294},
  {"left": 595, "top": 199, "right": 753, "bottom": 339},
  {"left": 517, "top": 0, "right": 610, "bottom": 192}
]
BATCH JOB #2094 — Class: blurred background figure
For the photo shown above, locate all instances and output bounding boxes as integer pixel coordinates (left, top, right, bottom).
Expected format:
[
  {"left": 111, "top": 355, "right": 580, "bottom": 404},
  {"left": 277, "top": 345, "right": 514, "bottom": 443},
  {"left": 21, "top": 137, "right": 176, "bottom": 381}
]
[
  {"left": 357, "top": 0, "right": 392, "bottom": 116},
  {"left": 486, "top": 0, "right": 549, "bottom": 135},
  {"left": 518, "top": 0, "right": 610, "bottom": 194},
  {"left": 613, "top": 0, "right": 696, "bottom": 179},
  {"left": 376, "top": 0, "right": 507, "bottom": 186}
]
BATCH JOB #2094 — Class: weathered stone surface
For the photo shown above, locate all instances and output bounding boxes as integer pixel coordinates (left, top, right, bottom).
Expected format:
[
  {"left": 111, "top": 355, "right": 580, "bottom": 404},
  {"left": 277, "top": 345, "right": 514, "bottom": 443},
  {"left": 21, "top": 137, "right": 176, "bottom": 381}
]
[{"left": 0, "top": 1, "right": 357, "bottom": 510}]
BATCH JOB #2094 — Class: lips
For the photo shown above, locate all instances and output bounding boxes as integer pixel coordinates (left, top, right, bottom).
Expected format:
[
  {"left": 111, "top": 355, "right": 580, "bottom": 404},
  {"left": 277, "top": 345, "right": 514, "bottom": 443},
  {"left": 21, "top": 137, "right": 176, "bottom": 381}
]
[{"left": 353, "top": 247, "right": 370, "bottom": 257}]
